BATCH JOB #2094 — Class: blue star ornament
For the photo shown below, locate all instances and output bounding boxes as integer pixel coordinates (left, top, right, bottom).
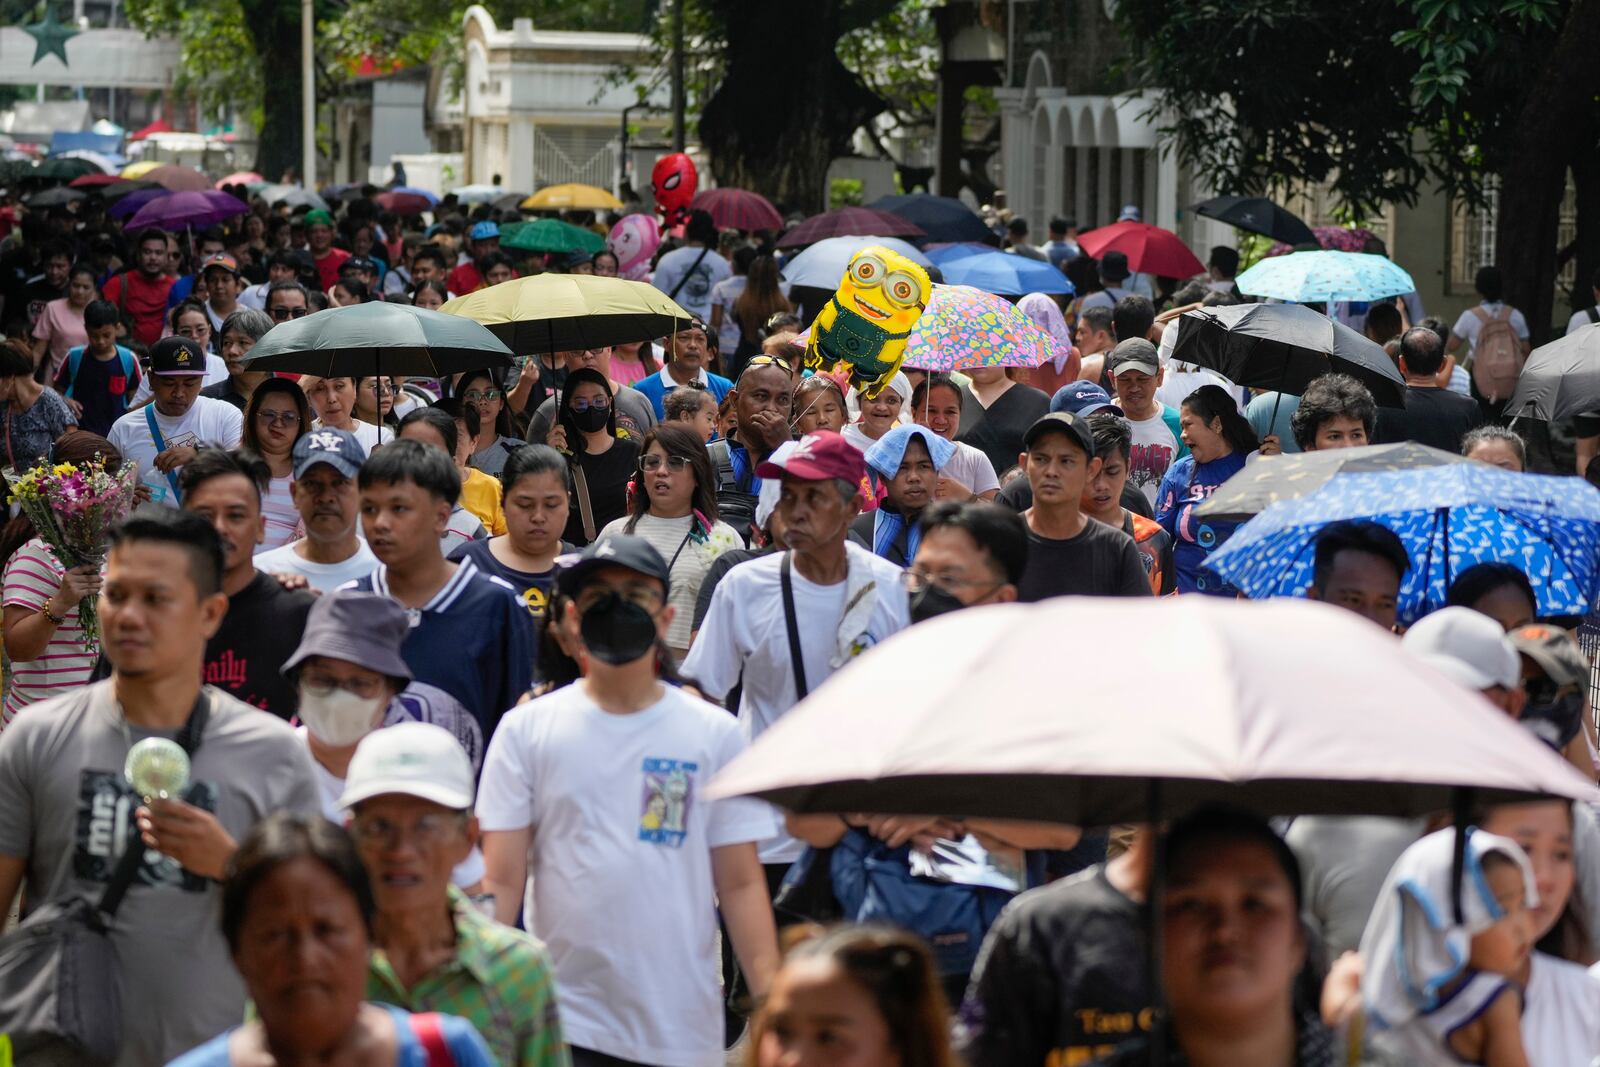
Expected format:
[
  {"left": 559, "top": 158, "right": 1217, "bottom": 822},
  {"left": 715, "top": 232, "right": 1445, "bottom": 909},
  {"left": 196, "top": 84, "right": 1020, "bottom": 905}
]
[{"left": 23, "top": 9, "right": 81, "bottom": 67}]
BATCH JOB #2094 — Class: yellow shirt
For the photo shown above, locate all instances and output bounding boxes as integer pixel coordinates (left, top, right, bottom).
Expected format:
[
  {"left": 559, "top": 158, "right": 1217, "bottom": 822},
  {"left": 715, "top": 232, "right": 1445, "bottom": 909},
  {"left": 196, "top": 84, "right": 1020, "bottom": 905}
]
[{"left": 459, "top": 466, "right": 507, "bottom": 536}]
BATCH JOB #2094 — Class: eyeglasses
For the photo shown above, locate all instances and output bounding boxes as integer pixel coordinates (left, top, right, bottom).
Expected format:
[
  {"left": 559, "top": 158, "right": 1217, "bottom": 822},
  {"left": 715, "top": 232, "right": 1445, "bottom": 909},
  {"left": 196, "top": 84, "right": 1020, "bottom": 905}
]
[
  {"left": 269, "top": 305, "right": 309, "bottom": 320},
  {"left": 361, "top": 382, "right": 396, "bottom": 395},
  {"left": 464, "top": 389, "right": 502, "bottom": 402},
  {"left": 349, "top": 812, "right": 467, "bottom": 850},
  {"left": 255, "top": 410, "right": 302, "bottom": 427},
  {"left": 899, "top": 569, "right": 1002, "bottom": 597},
  {"left": 299, "top": 673, "right": 386, "bottom": 701},
  {"left": 570, "top": 398, "right": 610, "bottom": 413},
  {"left": 641, "top": 453, "right": 690, "bottom": 472}
]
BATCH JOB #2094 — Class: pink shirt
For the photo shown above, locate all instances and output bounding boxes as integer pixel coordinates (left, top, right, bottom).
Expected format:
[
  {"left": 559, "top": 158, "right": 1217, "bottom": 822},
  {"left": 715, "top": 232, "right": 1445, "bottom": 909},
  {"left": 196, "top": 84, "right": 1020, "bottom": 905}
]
[
  {"left": 609, "top": 357, "right": 650, "bottom": 386},
  {"left": 2, "top": 539, "right": 96, "bottom": 726},
  {"left": 30, "top": 298, "right": 87, "bottom": 383},
  {"left": 260, "top": 474, "right": 302, "bottom": 551}
]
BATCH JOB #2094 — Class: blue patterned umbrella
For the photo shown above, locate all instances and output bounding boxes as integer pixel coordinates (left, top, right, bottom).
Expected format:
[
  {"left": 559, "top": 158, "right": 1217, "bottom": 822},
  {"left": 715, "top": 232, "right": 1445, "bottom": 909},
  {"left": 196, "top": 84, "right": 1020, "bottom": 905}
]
[
  {"left": 1204, "top": 466, "right": 1600, "bottom": 624},
  {"left": 1235, "top": 250, "right": 1415, "bottom": 303}
]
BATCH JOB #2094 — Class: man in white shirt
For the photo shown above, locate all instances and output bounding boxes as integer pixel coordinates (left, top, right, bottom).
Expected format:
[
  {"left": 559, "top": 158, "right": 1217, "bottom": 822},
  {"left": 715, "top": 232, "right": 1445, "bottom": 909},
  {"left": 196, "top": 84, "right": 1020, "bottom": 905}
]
[
  {"left": 108, "top": 336, "right": 243, "bottom": 507},
  {"left": 684, "top": 430, "right": 910, "bottom": 877},
  {"left": 253, "top": 427, "right": 379, "bottom": 591},
  {"left": 1106, "top": 339, "right": 1185, "bottom": 507},
  {"left": 651, "top": 209, "right": 732, "bottom": 323},
  {"left": 1565, "top": 267, "right": 1600, "bottom": 336}
]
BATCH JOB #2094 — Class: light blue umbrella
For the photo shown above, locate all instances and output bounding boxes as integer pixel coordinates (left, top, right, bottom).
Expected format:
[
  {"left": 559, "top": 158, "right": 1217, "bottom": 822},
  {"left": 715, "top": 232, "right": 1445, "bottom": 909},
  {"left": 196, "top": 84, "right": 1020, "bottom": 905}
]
[
  {"left": 1235, "top": 250, "right": 1415, "bottom": 303},
  {"left": 1204, "top": 465, "right": 1600, "bottom": 624},
  {"left": 925, "top": 245, "right": 1074, "bottom": 297},
  {"left": 778, "top": 235, "right": 931, "bottom": 289}
]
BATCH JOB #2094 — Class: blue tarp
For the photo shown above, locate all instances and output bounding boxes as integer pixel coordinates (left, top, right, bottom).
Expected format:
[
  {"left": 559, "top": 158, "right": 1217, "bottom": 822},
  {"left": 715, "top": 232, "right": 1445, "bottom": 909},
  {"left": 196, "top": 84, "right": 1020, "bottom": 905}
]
[{"left": 48, "top": 130, "right": 123, "bottom": 158}]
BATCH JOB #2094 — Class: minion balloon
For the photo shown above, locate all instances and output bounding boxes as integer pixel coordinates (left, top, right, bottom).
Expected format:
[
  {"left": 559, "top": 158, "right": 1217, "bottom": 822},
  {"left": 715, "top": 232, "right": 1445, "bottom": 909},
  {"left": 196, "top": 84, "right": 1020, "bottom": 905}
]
[{"left": 805, "top": 246, "right": 931, "bottom": 399}]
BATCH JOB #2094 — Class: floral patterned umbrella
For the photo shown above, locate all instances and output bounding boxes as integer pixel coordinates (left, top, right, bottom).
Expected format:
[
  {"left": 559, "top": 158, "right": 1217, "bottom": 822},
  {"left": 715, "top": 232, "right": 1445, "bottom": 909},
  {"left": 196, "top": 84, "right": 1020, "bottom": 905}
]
[{"left": 901, "top": 284, "right": 1061, "bottom": 371}]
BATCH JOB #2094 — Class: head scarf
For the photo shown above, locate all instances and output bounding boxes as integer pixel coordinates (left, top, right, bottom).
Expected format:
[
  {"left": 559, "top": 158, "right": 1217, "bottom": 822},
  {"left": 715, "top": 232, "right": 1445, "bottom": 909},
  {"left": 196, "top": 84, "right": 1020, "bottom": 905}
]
[
  {"left": 863, "top": 425, "right": 953, "bottom": 562},
  {"left": 1018, "top": 292, "right": 1075, "bottom": 375}
]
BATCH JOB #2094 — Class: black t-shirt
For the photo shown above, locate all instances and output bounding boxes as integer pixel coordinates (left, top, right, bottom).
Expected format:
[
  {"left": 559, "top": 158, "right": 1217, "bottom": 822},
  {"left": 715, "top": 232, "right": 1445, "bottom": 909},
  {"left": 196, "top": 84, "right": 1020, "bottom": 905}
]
[
  {"left": 447, "top": 538, "right": 566, "bottom": 624},
  {"left": 958, "top": 865, "right": 1149, "bottom": 1067},
  {"left": 997, "top": 477, "right": 1153, "bottom": 519},
  {"left": 958, "top": 383, "right": 1051, "bottom": 479},
  {"left": 200, "top": 380, "right": 248, "bottom": 411},
  {"left": 1373, "top": 385, "right": 1483, "bottom": 453},
  {"left": 1016, "top": 518, "right": 1153, "bottom": 602},
  {"left": 57, "top": 347, "right": 141, "bottom": 438},
  {"left": 563, "top": 438, "right": 641, "bottom": 546},
  {"left": 203, "top": 571, "right": 315, "bottom": 719}
]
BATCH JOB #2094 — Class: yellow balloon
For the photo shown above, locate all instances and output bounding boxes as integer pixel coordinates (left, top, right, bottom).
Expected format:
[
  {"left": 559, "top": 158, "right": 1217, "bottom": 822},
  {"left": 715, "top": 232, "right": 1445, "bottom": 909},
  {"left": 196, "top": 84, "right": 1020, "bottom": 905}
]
[{"left": 804, "top": 246, "right": 930, "bottom": 398}]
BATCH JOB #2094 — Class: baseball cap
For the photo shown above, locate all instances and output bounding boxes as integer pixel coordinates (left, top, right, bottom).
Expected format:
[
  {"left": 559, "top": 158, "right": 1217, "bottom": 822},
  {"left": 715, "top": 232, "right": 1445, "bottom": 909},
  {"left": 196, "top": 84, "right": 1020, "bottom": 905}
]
[
  {"left": 1118, "top": 204, "right": 1142, "bottom": 222},
  {"left": 1022, "top": 411, "right": 1096, "bottom": 457},
  {"left": 1401, "top": 607, "right": 1520, "bottom": 691},
  {"left": 149, "top": 336, "right": 207, "bottom": 376},
  {"left": 1107, "top": 338, "right": 1161, "bottom": 378},
  {"left": 470, "top": 220, "right": 501, "bottom": 241},
  {"left": 1509, "top": 624, "right": 1590, "bottom": 688},
  {"left": 1099, "top": 250, "right": 1131, "bottom": 282},
  {"left": 303, "top": 209, "right": 334, "bottom": 228},
  {"left": 1050, "top": 380, "right": 1123, "bottom": 418},
  {"left": 292, "top": 426, "right": 367, "bottom": 480},
  {"left": 342, "top": 255, "right": 378, "bottom": 275},
  {"left": 556, "top": 533, "right": 673, "bottom": 598},
  {"left": 756, "top": 429, "right": 867, "bottom": 485},
  {"left": 200, "top": 252, "right": 240, "bottom": 276},
  {"left": 282, "top": 589, "right": 412, "bottom": 682},
  {"left": 339, "top": 723, "right": 474, "bottom": 812}
]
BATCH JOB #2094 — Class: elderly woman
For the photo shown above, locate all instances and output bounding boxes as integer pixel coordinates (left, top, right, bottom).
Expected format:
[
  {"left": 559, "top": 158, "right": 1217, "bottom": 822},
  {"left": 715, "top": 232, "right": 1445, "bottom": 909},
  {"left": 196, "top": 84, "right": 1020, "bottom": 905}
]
[
  {"left": 168, "top": 812, "right": 495, "bottom": 1066},
  {"left": 203, "top": 307, "right": 276, "bottom": 412}
]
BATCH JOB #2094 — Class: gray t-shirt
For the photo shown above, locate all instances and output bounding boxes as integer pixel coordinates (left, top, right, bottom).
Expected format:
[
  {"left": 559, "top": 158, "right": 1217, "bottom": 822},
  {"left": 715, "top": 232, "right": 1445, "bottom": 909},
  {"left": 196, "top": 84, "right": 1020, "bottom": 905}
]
[
  {"left": 1285, "top": 815, "right": 1424, "bottom": 958},
  {"left": 0, "top": 681, "right": 321, "bottom": 1067},
  {"left": 524, "top": 385, "right": 658, "bottom": 446}
]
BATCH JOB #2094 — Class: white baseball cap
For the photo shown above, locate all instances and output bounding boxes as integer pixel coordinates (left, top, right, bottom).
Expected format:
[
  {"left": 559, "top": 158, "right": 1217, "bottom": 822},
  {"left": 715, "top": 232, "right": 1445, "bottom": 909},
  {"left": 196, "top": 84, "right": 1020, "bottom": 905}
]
[
  {"left": 338, "top": 722, "right": 474, "bottom": 811},
  {"left": 1402, "top": 607, "right": 1521, "bottom": 691}
]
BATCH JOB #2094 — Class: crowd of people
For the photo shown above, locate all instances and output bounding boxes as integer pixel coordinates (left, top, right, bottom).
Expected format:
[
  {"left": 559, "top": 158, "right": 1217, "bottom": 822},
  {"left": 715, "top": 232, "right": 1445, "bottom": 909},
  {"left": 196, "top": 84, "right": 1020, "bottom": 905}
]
[{"left": 0, "top": 177, "right": 1596, "bottom": 1067}]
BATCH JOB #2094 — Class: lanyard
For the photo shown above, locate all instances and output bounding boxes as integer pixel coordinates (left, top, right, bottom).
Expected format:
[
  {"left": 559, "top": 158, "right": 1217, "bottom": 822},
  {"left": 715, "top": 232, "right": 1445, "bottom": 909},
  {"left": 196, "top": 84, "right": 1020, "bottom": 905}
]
[{"left": 144, "top": 406, "right": 182, "bottom": 504}]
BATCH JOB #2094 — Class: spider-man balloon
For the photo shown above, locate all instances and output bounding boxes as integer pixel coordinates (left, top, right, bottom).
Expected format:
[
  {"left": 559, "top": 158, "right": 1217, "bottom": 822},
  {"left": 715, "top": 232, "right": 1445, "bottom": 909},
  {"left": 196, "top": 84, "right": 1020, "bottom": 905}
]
[{"left": 652, "top": 152, "right": 698, "bottom": 232}]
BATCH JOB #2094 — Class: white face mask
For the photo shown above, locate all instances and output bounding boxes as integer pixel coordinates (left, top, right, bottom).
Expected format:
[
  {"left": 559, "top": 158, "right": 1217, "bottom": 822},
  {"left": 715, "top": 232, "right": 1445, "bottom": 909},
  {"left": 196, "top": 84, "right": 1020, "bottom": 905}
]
[{"left": 298, "top": 687, "right": 385, "bottom": 748}]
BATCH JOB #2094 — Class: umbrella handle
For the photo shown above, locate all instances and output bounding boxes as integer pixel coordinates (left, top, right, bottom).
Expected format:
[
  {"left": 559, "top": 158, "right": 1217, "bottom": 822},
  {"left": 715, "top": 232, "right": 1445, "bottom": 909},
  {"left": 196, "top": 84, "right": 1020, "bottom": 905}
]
[
  {"left": 1449, "top": 787, "right": 1474, "bottom": 925},
  {"left": 1147, "top": 780, "right": 1167, "bottom": 1067}
]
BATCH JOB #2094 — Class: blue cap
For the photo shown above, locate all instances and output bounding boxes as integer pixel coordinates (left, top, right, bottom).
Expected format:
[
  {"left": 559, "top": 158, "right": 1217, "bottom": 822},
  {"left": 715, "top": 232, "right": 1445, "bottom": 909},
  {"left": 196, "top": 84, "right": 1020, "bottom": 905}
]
[
  {"left": 292, "top": 427, "right": 368, "bottom": 480},
  {"left": 1050, "top": 379, "right": 1124, "bottom": 418},
  {"left": 470, "top": 220, "right": 500, "bottom": 241}
]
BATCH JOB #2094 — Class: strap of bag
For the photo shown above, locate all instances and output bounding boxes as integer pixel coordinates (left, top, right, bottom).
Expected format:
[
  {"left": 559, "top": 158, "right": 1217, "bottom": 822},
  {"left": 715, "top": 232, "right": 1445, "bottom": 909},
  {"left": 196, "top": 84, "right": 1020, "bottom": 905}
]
[
  {"left": 1587, "top": 306, "right": 1600, "bottom": 325},
  {"left": 143, "top": 405, "right": 183, "bottom": 504},
  {"left": 572, "top": 462, "right": 597, "bottom": 543},
  {"left": 707, "top": 438, "right": 737, "bottom": 493},
  {"left": 668, "top": 247, "right": 710, "bottom": 300},
  {"left": 408, "top": 1012, "right": 457, "bottom": 1067},
  {"left": 98, "top": 691, "right": 212, "bottom": 919},
  {"left": 64, "top": 346, "right": 84, "bottom": 398},
  {"left": 780, "top": 552, "right": 809, "bottom": 700}
]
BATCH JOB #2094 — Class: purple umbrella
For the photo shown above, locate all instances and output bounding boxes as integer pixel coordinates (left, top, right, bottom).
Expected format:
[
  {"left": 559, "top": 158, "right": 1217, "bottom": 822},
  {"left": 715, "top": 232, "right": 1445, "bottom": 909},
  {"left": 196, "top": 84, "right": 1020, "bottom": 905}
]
[
  {"left": 126, "top": 190, "right": 248, "bottom": 232},
  {"left": 108, "top": 187, "right": 171, "bottom": 221}
]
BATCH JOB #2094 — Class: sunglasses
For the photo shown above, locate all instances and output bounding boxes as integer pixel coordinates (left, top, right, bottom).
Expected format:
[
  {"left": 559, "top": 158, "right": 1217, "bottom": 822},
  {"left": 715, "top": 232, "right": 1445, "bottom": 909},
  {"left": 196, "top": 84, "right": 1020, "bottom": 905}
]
[
  {"left": 269, "top": 305, "right": 309, "bottom": 320},
  {"left": 464, "top": 389, "right": 503, "bottom": 402},
  {"left": 641, "top": 454, "right": 690, "bottom": 472}
]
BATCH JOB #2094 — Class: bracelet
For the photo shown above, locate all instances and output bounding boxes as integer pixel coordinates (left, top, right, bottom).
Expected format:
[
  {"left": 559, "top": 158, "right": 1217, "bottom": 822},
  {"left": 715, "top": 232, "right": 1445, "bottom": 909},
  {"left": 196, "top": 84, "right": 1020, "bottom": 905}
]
[{"left": 39, "top": 601, "right": 65, "bottom": 626}]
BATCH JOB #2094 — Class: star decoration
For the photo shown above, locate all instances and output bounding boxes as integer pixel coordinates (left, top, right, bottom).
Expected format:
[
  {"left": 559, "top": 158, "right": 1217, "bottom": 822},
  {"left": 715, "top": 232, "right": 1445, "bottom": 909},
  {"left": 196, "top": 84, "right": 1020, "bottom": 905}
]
[{"left": 23, "top": 8, "right": 80, "bottom": 67}]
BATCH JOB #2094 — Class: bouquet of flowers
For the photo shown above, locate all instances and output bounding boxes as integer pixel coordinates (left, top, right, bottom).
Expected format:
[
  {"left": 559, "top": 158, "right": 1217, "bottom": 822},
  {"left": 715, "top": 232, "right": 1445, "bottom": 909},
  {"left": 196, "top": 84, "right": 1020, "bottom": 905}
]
[{"left": 6, "top": 456, "right": 139, "bottom": 650}]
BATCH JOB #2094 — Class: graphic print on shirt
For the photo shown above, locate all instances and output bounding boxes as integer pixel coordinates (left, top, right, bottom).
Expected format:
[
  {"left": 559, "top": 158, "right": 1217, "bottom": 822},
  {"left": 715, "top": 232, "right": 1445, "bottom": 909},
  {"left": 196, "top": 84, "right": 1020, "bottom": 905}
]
[
  {"left": 75, "top": 769, "right": 217, "bottom": 893},
  {"left": 639, "top": 757, "right": 696, "bottom": 847},
  {"left": 519, "top": 582, "right": 549, "bottom": 620},
  {"left": 1127, "top": 442, "right": 1174, "bottom": 498}
]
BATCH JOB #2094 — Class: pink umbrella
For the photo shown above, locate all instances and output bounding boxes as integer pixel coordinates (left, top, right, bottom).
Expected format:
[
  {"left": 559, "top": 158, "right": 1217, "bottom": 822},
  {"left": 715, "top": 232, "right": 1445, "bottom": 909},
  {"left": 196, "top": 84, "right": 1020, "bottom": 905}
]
[
  {"left": 216, "top": 171, "right": 263, "bottom": 188},
  {"left": 1076, "top": 220, "right": 1206, "bottom": 279},
  {"left": 709, "top": 596, "right": 1599, "bottom": 823}
]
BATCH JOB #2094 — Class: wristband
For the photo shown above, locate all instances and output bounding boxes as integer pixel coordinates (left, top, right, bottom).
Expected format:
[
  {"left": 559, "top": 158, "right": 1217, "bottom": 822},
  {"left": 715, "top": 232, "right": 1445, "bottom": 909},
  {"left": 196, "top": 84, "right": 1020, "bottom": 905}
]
[{"left": 39, "top": 601, "right": 65, "bottom": 626}]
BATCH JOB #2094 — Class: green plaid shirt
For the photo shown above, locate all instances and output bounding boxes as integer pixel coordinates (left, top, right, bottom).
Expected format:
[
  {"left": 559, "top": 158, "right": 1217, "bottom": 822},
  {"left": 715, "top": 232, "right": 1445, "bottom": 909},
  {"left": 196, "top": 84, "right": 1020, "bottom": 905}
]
[{"left": 368, "top": 887, "right": 569, "bottom": 1067}]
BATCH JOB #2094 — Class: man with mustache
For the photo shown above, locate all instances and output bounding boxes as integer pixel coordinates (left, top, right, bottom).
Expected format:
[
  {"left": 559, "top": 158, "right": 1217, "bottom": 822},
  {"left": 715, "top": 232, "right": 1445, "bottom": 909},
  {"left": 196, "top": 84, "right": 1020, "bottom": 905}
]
[{"left": 253, "top": 427, "right": 379, "bottom": 592}]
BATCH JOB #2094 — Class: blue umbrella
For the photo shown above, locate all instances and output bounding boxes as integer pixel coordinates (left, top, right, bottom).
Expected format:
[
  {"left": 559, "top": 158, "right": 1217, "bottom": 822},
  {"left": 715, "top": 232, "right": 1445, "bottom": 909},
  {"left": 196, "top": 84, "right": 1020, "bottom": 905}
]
[
  {"left": 925, "top": 245, "right": 1074, "bottom": 298},
  {"left": 1235, "top": 250, "right": 1415, "bottom": 303},
  {"left": 1205, "top": 466, "right": 1600, "bottom": 624}
]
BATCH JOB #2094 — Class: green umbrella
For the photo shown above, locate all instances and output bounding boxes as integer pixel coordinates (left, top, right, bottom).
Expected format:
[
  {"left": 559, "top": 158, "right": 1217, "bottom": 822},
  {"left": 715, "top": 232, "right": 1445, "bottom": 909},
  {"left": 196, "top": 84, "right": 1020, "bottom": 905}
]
[
  {"left": 241, "top": 302, "right": 513, "bottom": 377},
  {"left": 500, "top": 218, "right": 607, "bottom": 255},
  {"left": 440, "top": 274, "right": 690, "bottom": 354},
  {"left": 28, "top": 157, "right": 99, "bottom": 184}
]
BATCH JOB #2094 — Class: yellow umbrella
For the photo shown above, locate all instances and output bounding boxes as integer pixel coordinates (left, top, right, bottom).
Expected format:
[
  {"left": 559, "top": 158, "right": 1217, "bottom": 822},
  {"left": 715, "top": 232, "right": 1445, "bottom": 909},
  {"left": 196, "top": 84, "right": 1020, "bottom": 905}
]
[
  {"left": 120, "top": 160, "right": 162, "bottom": 179},
  {"left": 440, "top": 274, "right": 688, "bottom": 354},
  {"left": 520, "top": 183, "right": 624, "bottom": 211}
]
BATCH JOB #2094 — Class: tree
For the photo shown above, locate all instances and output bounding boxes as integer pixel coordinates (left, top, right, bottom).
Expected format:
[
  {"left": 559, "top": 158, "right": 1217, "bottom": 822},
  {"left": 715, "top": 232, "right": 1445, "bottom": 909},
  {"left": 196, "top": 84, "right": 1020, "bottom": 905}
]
[{"left": 1116, "top": 0, "right": 1599, "bottom": 341}]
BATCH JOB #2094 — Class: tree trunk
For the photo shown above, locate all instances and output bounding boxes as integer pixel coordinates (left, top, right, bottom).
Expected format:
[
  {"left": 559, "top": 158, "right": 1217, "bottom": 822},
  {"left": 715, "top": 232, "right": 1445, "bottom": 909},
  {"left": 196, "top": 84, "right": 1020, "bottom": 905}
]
[
  {"left": 241, "top": 0, "right": 306, "bottom": 184},
  {"left": 1493, "top": 0, "right": 1600, "bottom": 345},
  {"left": 1567, "top": 140, "right": 1600, "bottom": 321},
  {"left": 699, "top": 0, "right": 894, "bottom": 213}
]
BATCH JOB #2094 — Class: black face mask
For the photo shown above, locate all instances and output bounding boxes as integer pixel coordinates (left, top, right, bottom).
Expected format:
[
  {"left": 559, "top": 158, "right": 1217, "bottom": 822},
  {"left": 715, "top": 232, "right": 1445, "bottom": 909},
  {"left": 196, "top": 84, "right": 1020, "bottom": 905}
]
[
  {"left": 909, "top": 583, "right": 967, "bottom": 625},
  {"left": 1521, "top": 686, "right": 1585, "bottom": 749},
  {"left": 580, "top": 591, "right": 659, "bottom": 666},
  {"left": 570, "top": 406, "right": 609, "bottom": 434}
]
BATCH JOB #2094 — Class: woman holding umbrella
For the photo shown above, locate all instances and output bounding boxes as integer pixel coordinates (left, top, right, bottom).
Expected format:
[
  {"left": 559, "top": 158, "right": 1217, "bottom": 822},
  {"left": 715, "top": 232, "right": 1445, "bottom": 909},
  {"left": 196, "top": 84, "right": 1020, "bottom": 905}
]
[
  {"left": 1155, "top": 385, "right": 1258, "bottom": 595},
  {"left": 548, "top": 367, "right": 640, "bottom": 546}
]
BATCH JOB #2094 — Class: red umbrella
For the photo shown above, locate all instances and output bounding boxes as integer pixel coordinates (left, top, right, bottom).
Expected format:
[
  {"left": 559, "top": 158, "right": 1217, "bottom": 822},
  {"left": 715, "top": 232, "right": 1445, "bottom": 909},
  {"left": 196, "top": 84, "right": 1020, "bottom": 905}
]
[
  {"left": 69, "top": 173, "right": 125, "bottom": 189},
  {"left": 375, "top": 190, "right": 433, "bottom": 216},
  {"left": 143, "top": 164, "right": 211, "bottom": 193},
  {"left": 776, "top": 207, "right": 924, "bottom": 249},
  {"left": 129, "top": 119, "right": 175, "bottom": 141},
  {"left": 1075, "top": 220, "right": 1206, "bottom": 278},
  {"left": 690, "top": 188, "right": 783, "bottom": 232}
]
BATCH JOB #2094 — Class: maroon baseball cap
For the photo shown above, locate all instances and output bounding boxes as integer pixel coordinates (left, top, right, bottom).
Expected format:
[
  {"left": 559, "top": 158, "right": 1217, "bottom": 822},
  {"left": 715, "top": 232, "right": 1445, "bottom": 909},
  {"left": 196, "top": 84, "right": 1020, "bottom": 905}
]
[{"left": 756, "top": 430, "right": 866, "bottom": 484}]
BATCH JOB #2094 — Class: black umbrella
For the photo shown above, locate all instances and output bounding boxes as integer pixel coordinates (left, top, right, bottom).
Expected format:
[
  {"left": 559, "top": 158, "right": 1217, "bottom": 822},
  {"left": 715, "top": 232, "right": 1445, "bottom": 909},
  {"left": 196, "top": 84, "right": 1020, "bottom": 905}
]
[
  {"left": 1170, "top": 302, "right": 1407, "bottom": 409},
  {"left": 869, "top": 193, "right": 995, "bottom": 244},
  {"left": 1504, "top": 325, "right": 1600, "bottom": 422},
  {"left": 1190, "top": 195, "right": 1317, "bottom": 247},
  {"left": 24, "top": 186, "right": 85, "bottom": 208}
]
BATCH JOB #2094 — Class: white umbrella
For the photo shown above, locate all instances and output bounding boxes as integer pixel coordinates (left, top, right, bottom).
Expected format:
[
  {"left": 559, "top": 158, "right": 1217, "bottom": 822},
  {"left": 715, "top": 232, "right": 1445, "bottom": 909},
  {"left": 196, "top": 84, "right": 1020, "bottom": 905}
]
[
  {"left": 779, "top": 235, "right": 931, "bottom": 290},
  {"left": 452, "top": 184, "right": 505, "bottom": 205},
  {"left": 709, "top": 596, "right": 1599, "bottom": 823}
]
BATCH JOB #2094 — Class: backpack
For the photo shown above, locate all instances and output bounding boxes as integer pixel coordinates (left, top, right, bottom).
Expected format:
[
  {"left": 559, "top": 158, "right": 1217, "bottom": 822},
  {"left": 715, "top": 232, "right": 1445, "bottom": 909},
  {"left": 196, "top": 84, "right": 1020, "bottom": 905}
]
[
  {"left": 706, "top": 438, "right": 759, "bottom": 545},
  {"left": 1468, "top": 306, "right": 1524, "bottom": 402},
  {"left": 61, "top": 345, "right": 136, "bottom": 403}
]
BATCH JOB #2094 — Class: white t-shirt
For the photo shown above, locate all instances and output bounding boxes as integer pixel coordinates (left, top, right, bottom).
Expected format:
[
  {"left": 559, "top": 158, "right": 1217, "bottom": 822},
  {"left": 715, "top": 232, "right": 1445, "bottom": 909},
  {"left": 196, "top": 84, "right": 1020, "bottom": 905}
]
[
  {"left": 253, "top": 538, "right": 379, "bottom": 592},
  {"left": 709, "top": 275, "right": 747, "bottom": 353},
  {"left": 682, "top": 543, "right": 911, "bottom": 862},
  {"left": 1450, "top": 301, "right": 1529, "bottom": 356},
  {"left": 129, "top": 354, "right": 230, "bottom": 407},
  {"left": 1566, "top": 306, "right": 1600, "bottom": 337},
  {"left": 651, "top": 244, "right": 732, "bottom": 323},
  {"left": 1530, "top": 953, "right": 1600, "bottom": 1064},
  {"left": 475, "top": 682, "right": 776, "bottom": 1067},
  {"left": 1126, "top": 405, "right": 1180, "bottom": 507},
  {"left": 107, "top": 396, "right": 244, "bottom": 507},
  {"left": 941, "top": 440, "right": 1000, "bottom": 496},
  {"left": 840, "top": 421, "right": 884, "bottom": 454}
]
